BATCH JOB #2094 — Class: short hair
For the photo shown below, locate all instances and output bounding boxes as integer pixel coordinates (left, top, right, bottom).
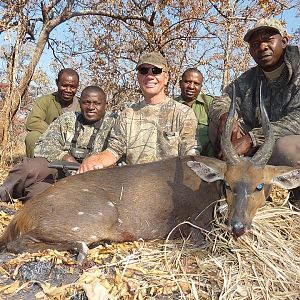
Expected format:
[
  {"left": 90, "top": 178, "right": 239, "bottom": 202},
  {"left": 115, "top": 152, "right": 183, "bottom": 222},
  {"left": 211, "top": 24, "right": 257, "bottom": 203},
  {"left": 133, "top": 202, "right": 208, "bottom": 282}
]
[
  {"left": 80, "top": 86, "right": 106, "bottom": 101},
  {"left": 181, "top": 68, "right": 203, "bottom": 79},
  {"left": 57, "top": 68, "right": 79, "bottom": 82}
]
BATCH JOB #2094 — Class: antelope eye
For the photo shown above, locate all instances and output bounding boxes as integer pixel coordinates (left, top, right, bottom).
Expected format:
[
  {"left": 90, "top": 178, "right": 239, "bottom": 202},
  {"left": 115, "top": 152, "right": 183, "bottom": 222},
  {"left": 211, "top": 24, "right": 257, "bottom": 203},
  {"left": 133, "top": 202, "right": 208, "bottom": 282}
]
[
  {"left": 256, "top": 183, "right": 264, "bottom": 191},
  {"left": 224, "top": 181, "right": 231, "bottom": 190}
]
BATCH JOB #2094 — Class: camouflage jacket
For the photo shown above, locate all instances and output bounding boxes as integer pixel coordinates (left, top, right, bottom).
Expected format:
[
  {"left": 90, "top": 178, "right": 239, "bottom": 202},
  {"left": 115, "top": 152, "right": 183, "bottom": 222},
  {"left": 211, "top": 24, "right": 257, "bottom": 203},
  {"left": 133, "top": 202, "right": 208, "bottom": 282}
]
[
  {"left": 209, "top": 45, "right": 300, "bottom": 146},
  {"left": 107, "top": 96, "right": 198, "bottom": 165},
  {"left": 34, "top": 111, "right": 116, "bottom": 162}
]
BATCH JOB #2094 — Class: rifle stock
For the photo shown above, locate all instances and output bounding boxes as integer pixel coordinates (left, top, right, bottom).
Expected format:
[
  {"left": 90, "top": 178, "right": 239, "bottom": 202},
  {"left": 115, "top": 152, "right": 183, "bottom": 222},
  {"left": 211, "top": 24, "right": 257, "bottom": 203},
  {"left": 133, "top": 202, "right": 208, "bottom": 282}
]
[{"left": 48, "top": 160, "right": 80, "bottom": 171}]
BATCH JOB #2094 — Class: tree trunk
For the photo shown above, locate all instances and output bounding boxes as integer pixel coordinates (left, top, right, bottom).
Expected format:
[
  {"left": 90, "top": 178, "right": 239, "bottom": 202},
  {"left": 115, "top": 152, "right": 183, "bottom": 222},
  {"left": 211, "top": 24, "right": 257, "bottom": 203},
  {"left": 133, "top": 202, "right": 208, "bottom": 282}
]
[
  {"left": 222, "top": 20, "right": 233, "bottom": 91},
  {"left": 0, "top": 22, "right": 58, "bottom": 154}
]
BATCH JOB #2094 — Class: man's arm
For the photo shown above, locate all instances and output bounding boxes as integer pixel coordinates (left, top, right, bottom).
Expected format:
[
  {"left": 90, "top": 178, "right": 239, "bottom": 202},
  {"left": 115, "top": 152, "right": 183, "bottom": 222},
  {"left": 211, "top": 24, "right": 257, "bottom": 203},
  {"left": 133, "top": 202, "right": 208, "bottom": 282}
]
[
  {"left": 179, "top": 108, "right": 199, "bottom": 155},
  {"left": 209, "top": 93, "right": 231, "bottom": 123},
  {"left": 34, "top": 113, "right": 74, "bottom": 162},
  {"left": 250, "top": 90, "right": 300, "bottom": 146},
  {"left": 26, "top": 97, "right": 54, "bottom": 133},
  {"left": 77, "top": 112, "right": 127, "bottom": 173},
  {"left": 209, "top": 83, "right": 243, "bottom": 156},
  {"left": 236, "top": 99, "right": 300, "bottom": 153},
  {"left": 77, "top": 150, "right": 117, "bottom": 173},
  {"left": 209, "top": 81, "right": 241, "bottom": 129}
]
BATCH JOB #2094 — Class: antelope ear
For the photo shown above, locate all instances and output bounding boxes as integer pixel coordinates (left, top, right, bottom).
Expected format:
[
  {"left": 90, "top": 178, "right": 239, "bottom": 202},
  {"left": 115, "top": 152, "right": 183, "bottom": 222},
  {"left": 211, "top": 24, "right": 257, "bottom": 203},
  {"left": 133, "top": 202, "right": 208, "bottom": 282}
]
[
  {"left": 271, "top": 168, "right": 300, "bottom": 190},
  {"left": 187, "top": 161, "right": 225, "bottom": 182}
]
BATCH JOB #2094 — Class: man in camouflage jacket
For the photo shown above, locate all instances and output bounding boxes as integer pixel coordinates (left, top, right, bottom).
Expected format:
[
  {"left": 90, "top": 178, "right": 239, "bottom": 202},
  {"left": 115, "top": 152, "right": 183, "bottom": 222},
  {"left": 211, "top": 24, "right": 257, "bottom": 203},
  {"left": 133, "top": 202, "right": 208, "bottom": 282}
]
[
  {"left": 78, "top": 52, "right": 198, "bottom": 173},
  {"left": 209, "top": 18, "right": 300, "bottom": 202},
  {"left": 0, "top": 86, "right": 116, "bottom": 202}
]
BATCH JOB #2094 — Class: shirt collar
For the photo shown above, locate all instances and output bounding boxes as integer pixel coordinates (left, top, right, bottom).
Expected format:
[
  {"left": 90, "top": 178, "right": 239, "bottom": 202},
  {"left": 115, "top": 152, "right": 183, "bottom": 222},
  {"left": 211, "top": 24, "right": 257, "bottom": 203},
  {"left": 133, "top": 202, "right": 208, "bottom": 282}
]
[{"left": 179, "top": 93, "right": 205, "bottom": 105}]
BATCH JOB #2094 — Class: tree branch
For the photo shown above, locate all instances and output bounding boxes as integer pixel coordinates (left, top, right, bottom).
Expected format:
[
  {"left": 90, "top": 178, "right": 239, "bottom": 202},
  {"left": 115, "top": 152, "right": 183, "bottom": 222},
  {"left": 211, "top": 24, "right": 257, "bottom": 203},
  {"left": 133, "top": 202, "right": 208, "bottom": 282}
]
[{"left": 68, "top": 10, "right": 155, "bottom": 26}]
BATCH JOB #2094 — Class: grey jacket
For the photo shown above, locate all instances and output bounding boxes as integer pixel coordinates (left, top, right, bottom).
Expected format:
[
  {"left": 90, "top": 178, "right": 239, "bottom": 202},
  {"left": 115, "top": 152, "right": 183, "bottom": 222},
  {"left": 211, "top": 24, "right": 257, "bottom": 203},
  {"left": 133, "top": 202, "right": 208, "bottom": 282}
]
[{"left": 209, "top": 45, "right": 300, "bottom": 146}]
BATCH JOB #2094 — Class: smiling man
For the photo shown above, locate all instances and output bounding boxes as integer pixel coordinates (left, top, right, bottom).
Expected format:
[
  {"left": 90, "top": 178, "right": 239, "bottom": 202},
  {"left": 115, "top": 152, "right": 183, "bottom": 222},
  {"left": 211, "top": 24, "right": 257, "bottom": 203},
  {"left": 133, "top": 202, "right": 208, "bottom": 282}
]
[
  {"left": 25, "top": 68, "right": 80, "bottom": 158},
  {"left": 0, "top": 86, "right": 116, "bottom": 202},
  {"left": 208, "top": 18, "right": 300, "bottom": 204},
  {"left": 176, "top": 68, "right": 213, "bottom": 156},
  {"left": 78, "top": 51, "right": 198, "bottom": 173}
]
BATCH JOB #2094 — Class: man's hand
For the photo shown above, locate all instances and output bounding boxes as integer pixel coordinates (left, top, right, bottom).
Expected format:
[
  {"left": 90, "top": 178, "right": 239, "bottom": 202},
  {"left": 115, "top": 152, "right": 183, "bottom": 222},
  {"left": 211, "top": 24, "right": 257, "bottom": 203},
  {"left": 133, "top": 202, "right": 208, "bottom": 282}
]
[
  {"left": 77, "top": 154, "right": 104, "bottom": 174},
  {"left": 62, "top": 153, "right": 78, "bottom": 163},
  {"left": 232, "top": 133, "right": 253, "bottom": 156}
]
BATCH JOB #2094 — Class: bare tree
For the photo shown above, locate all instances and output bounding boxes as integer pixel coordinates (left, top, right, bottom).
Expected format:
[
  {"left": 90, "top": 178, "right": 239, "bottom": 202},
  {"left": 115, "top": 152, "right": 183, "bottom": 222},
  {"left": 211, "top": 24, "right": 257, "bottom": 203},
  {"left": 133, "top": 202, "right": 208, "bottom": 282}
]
[{"left": 0, "top": 0, "right": 156, "bottom": 153}]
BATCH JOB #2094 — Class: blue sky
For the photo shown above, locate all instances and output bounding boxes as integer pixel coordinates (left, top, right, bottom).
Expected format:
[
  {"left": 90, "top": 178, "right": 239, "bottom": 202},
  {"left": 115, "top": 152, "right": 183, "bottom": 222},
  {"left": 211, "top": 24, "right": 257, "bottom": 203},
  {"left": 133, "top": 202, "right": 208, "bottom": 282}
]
[{"left": 280, "top": 6, "right": 299, "bottom": 36}]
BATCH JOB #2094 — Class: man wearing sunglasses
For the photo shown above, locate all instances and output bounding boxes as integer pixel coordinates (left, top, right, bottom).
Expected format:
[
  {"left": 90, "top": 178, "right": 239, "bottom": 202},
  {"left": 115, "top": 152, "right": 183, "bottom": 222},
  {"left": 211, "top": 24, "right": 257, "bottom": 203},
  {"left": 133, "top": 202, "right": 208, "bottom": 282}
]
[{"left": 78, "top": 51, "right": 198, "bottom": 173}]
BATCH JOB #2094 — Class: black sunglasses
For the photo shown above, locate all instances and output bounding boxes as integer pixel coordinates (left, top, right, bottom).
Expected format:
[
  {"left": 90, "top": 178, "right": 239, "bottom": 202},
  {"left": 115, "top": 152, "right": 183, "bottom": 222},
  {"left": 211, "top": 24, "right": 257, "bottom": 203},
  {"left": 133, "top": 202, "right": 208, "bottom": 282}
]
[{"left": 138, "top": 67, "right": 163, "bottom": 75}]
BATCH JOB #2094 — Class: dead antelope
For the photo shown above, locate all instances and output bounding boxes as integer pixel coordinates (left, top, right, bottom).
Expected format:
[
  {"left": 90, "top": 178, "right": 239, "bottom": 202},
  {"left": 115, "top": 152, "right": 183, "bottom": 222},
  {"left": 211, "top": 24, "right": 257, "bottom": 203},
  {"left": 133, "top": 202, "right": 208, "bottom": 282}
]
[
  {"left": 0, "top": 156, "right": 221, "bottom": 262},
  {"left": 0, "top": 83, "right": 299, "bottom": 261}
]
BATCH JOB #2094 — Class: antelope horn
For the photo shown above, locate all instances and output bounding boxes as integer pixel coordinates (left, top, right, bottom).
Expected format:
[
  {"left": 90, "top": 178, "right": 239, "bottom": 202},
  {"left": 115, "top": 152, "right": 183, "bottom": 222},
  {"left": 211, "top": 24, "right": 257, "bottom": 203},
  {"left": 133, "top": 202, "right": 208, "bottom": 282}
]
[
  {"left": 251, "top": 81, "right": 275, "bottom": 167},
  {"left": 220, "top": 83, "right": 241, "bottom": 165}
]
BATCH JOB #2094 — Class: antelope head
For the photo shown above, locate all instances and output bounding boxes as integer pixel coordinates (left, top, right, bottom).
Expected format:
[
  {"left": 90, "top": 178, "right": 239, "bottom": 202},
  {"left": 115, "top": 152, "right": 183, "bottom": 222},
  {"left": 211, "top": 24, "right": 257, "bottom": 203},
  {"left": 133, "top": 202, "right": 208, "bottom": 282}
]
[{"left": 188, "top": 83, "right": 300, "bottom": 237}]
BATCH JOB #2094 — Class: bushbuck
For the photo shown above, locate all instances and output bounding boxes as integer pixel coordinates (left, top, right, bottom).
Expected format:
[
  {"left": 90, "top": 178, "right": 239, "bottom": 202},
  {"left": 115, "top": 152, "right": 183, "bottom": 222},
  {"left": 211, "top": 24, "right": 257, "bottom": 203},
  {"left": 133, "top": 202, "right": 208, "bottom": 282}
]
[{"left": 0, "top": 83, "right": 299, "bottom": 262}]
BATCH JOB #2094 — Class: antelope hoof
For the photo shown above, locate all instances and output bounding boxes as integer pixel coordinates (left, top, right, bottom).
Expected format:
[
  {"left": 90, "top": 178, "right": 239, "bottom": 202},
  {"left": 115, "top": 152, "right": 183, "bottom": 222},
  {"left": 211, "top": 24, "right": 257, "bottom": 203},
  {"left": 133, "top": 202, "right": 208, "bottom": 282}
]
[{"left": 75, "top": 241, "right": 89, "bottom": 265}]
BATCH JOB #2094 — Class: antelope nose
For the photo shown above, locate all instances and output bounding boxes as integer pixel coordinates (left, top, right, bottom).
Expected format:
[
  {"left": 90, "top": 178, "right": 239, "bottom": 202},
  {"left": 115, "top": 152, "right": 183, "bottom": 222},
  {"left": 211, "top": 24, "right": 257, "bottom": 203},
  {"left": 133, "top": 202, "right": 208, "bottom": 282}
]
[{"left": 231, "top": 221, "right": 246, "bottom": 237}]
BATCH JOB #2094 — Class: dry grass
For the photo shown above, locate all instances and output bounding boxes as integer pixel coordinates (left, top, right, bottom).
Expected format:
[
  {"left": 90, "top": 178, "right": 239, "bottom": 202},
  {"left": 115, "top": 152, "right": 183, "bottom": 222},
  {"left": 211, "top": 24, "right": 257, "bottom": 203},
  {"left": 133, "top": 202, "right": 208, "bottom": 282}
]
[{"left": 0, "top": 188, "right": 299, "bottom": 299}]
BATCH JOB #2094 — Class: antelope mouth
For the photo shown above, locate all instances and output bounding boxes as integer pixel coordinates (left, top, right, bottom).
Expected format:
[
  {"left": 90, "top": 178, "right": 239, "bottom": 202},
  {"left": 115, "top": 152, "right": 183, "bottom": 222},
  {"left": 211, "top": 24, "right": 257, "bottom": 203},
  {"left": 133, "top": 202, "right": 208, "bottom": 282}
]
[
  {"left": 227, "top": 218, "right": 250, "bottom": 237},
  {"left": 230, "top": 226, "right": 248, "bottom": 238}
]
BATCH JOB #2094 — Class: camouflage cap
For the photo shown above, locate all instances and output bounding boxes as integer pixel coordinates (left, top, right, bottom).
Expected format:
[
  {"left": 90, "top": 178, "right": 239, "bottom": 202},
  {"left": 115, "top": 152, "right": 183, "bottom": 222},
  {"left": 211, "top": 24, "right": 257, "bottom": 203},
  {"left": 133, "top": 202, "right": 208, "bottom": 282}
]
[
  {"left": 244, "top": 18, "right": 287, "bottom": 42},
  {"left": 136, "top": 51, "right": 167, "bottom": 69}
]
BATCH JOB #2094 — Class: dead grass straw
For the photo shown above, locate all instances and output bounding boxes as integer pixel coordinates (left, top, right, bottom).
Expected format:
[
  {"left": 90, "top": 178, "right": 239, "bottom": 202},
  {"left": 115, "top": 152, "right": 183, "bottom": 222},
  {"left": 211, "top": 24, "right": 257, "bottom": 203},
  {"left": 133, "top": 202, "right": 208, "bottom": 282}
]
[
  {"left": 0, "top": 192, "right": 300, "bottom": 299},
  {"left": 81, "top": 201, "right": 300, "bottom": 299}
]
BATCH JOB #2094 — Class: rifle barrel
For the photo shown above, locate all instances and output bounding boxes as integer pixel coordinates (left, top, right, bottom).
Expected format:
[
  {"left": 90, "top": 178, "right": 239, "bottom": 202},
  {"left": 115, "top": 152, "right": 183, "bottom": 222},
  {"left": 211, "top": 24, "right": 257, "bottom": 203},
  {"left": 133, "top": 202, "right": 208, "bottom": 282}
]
[{"left": 48, "top": 160, "right": 80, "bottom": 170}]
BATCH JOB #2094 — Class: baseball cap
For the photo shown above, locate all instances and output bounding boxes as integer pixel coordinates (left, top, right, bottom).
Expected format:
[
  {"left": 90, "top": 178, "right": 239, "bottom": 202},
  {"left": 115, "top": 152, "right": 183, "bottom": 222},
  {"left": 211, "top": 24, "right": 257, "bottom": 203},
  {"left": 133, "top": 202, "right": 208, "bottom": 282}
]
[
  {"left": 244, "top": 18, "right": 287, "bottom": 42},
  {"left": 136, "top": 52, "right": 167, "bottom": 69}
]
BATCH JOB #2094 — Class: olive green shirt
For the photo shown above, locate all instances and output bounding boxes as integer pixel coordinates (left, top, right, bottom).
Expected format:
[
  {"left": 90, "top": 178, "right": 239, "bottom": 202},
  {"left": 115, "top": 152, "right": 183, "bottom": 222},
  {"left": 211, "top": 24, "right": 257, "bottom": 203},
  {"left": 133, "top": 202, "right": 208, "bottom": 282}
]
[
  {"left": 175, "top": 94, "right": 214, "bottom": 156},
  {"left": 26, "top": 92, "right": 80, "bottom": 134}
]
